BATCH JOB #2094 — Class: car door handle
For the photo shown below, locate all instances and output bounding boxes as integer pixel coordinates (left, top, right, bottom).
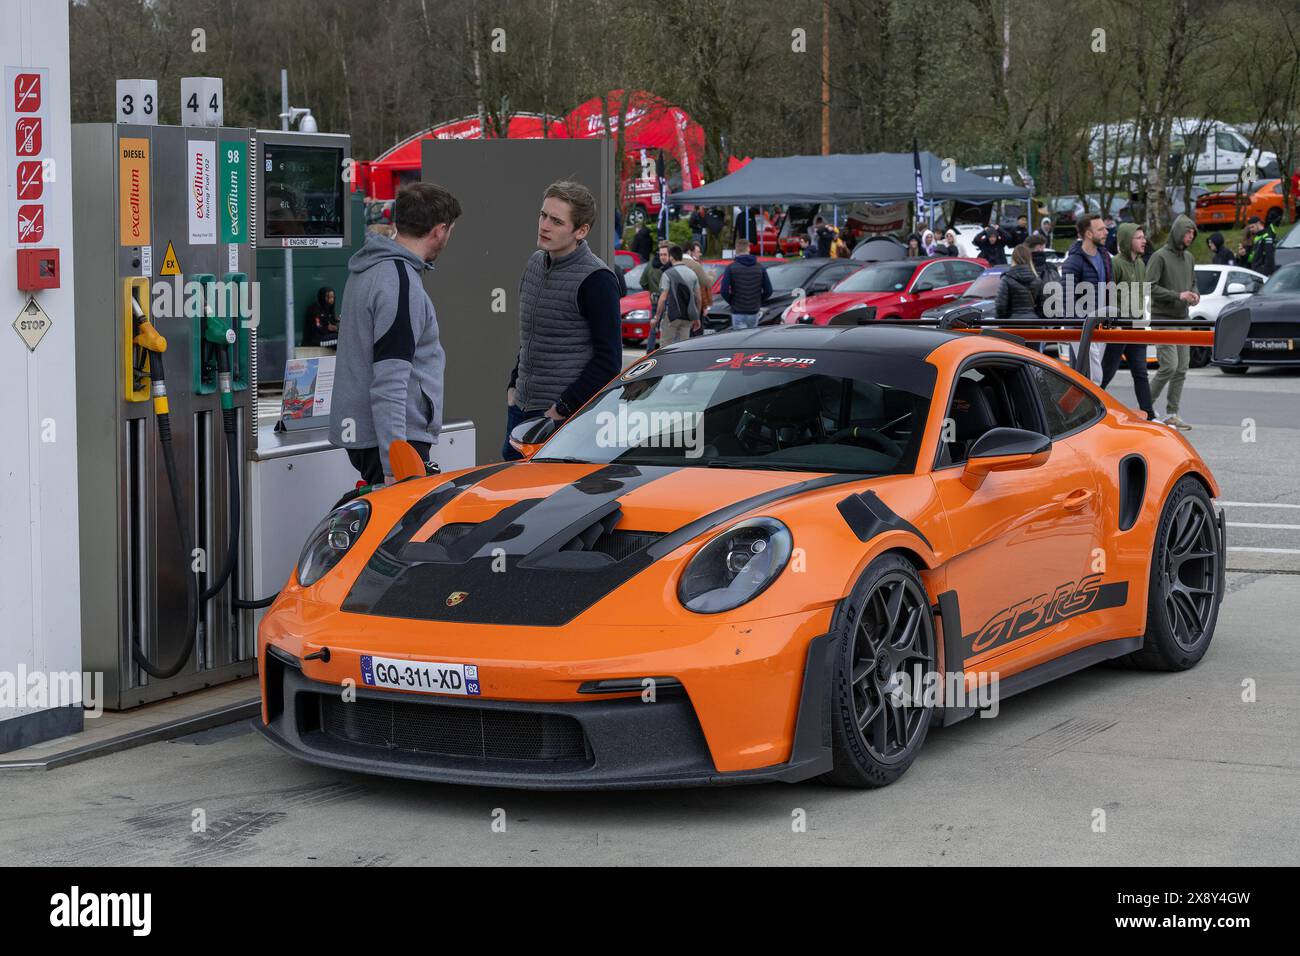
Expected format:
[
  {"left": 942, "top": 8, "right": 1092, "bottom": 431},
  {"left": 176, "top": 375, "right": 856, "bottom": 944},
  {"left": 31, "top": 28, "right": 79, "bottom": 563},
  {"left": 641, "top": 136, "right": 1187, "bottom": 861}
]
[
  {"left": 941, "top": 293, "right": 958, "bottom": 299},
  {"left": 1063, "top": 488, "right": 1094, "bottom": 511}
]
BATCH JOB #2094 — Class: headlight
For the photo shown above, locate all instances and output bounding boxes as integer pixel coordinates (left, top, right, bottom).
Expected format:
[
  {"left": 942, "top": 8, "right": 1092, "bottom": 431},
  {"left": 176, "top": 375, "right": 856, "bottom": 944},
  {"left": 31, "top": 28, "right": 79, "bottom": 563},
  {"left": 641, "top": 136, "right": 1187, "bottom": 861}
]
[
  {"left": 625, "top": 309, "right": 651, "bottom": 320},
  {"left": 678, "top": 517, "right": 793, "bottom": 613},
  {"left": 296, "top": 499, "right": 370, "bottom": 587}
]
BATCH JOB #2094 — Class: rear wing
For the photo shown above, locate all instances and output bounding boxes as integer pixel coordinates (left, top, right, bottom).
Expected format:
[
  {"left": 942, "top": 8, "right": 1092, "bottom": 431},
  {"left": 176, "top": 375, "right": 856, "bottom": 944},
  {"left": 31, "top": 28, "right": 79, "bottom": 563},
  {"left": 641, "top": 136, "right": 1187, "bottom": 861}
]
[{"left": 834, "top": 306, "right": 1220, "bottom": 377}]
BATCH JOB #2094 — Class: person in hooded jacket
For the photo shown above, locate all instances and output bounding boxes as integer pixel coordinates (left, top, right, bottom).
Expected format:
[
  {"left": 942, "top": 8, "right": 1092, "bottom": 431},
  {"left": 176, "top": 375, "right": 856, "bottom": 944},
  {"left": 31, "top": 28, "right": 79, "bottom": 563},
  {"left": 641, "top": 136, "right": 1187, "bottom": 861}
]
[
  {"left": 1147, "top": 214, "right": 1200, "bottom": 430},
  {"left": 1034, "top": 216, "right": 1054, "bottom": 244},
  {"left": 303, "top": 286, "right": 339, "bottom": 348},
  {"left": 933, "top": 229, "right": 960, "bottom": 256},
  {"left": 971, "top": 223, "right": 1007, "bottom": 264},
  {"left": 329, "top": 183, "right": 458, "bottom": 484},
  {"left": 1207, "top": 231, "right": 1234, "bottom": 266},
  {"left": 1099, "top": 223, "right": 1156, "bottom": 420}
]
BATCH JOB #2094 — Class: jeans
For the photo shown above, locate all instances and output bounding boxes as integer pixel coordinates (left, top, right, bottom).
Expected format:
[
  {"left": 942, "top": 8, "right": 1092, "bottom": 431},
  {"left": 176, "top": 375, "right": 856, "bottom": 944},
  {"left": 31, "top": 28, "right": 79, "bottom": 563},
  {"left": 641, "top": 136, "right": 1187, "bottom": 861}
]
[
  {"left": 1151, "top": 344, "right": 1191, "bottom": 416},
  {"left": 645, "top": 294, "right": 660, "bottom": 350},
  {"left": 731, "top": 312, "right": 761, "bottom": 329},
  {"left": 501, "top": 404, "right": 545, "bottom": 461},
  {"left": 1100, "top": 343, "right": 1154, "bottom": 418}
]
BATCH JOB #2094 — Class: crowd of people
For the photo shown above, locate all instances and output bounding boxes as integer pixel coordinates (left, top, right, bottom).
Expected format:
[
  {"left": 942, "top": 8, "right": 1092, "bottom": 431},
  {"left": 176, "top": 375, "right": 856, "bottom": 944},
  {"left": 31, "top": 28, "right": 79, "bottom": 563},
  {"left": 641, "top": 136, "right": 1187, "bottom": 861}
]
[{"left": 326, "top": 179, "right": 1286, "bottom": 480}]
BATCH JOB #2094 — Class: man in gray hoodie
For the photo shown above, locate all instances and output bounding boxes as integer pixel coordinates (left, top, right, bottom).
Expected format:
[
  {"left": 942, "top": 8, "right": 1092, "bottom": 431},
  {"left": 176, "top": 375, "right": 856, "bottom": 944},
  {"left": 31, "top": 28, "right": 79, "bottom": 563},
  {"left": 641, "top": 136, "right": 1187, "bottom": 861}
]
[
  {"left": 329, "top": 182, "right": 461, "bottom": 482},
  {"left": 1147, "top": 214, "right": 1199, "bottom": 430}
]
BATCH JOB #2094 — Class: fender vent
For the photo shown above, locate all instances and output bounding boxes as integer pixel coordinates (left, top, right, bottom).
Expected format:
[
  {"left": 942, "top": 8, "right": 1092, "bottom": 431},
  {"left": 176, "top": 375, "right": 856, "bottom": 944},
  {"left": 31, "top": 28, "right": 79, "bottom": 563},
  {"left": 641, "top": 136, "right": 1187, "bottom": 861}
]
[{"left": 1119, "top": 454, "right": 1146, "bottom": 531}]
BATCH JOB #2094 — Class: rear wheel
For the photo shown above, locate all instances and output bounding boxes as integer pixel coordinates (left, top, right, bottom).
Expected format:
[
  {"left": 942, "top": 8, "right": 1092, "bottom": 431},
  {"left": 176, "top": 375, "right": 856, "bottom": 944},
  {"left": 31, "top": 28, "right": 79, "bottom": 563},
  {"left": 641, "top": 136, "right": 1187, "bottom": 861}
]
[
  {"left": 822, "top": 554, "right": 935, "bottom": 787},
  {"left": 1118, "top": 476, "right": 1223, "bottom": 671},
  {"left": 626, "top": 204, "right": 648, "bottom": 227}
]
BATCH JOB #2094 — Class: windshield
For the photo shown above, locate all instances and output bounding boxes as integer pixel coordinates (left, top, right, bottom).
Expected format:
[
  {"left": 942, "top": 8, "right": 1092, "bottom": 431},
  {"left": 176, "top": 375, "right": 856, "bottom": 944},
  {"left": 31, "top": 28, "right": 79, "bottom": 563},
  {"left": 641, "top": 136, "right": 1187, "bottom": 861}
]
[
  {"left": 766, "top": 261, "right": 821, "bottom": 291},
  {"left": 1260, "top": 265, "right": 1300, "bottom": 295},
  {"left": 1279, "top": 225, "right": 1300, "bottom": 248},
  {"left": 534, "top": 350, "right": 935, "bottom": 475},
  {"left": 964, "top": 271, "right": 1004, "bottom": 298},
  {"left": 834, "top": 263, "right": 915, "bottom": 293},
  {"left": 623, "top": 262, "right": 647, "bottom": 288},
  {"left": 1195, "top": 270, "right": 1219, "bottom": 295}
]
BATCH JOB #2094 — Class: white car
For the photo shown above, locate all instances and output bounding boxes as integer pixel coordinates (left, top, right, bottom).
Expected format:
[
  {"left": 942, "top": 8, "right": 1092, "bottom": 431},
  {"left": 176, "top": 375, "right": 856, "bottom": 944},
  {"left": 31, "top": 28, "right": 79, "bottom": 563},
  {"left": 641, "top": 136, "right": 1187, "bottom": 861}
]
[{"left": 1186, "top": 264, "right": 1266, "bottom": 366}]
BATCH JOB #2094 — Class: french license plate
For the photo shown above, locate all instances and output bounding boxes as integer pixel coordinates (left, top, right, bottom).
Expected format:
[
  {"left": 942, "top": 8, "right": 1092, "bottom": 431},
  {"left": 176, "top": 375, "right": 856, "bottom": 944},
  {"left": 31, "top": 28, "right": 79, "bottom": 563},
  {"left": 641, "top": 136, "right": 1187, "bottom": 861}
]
[
  {"left": 1248, "top": 338, "right": 1293, "bottom": 351},
  {"left": 360, "top": 655, "right": 481, "bottom": 696}
]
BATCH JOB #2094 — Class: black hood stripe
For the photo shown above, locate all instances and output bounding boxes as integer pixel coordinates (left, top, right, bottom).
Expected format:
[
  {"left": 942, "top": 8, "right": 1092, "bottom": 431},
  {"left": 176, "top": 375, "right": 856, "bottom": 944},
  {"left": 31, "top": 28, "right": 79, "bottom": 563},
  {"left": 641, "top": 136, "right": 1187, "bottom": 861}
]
[
  {"left": 647, "top": 472, "right": 868, "bottom": 559},
  {"left": 344, "top": 465, "right": 871, "bottom": 626}
]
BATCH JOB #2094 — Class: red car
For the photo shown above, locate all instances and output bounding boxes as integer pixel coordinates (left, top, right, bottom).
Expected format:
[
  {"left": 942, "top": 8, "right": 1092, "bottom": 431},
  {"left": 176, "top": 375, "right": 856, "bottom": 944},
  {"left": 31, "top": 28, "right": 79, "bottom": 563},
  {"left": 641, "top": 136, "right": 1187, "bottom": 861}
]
[
  {"left": 783, "top": 257, "right": 988, "bottom": 326},
  {"left": 621, "top": 257, "right": 781, "bottom": 345}
]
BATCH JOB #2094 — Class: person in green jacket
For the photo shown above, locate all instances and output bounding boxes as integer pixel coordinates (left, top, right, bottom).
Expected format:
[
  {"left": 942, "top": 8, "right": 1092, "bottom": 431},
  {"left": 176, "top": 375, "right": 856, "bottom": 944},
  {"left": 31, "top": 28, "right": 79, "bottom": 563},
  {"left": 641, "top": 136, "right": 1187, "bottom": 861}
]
[
  {"left": 1146, "top": 214, "right": 1200, "bottom": 430},
  {"left": 640, "top": 241, "right": 670, "bottom": 350},
  {"left": 1099, "top": 222, "right": 1156, "bottom": 420}
]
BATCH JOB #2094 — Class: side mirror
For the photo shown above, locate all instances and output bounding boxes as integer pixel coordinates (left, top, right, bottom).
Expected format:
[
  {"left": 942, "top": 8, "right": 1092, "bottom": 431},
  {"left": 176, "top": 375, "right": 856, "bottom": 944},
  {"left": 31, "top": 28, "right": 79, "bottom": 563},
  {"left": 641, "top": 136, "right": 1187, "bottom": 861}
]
[
  {"left": 961, "top": 427, "right": 1051, "bottom": 490},
  {"left": 1225, "top": 282, "right": 1248, "bottom": 295},
  {"left": 508, "top": 416, "right": 558, "bottom": 459}
]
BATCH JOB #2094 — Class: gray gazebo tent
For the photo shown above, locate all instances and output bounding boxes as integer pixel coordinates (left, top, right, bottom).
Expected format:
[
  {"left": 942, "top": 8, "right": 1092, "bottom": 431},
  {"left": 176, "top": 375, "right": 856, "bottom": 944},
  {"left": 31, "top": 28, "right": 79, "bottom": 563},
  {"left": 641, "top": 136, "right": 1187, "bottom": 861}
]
[{"left": 669, "top": 152, "right": 1030, "bottom": 206}]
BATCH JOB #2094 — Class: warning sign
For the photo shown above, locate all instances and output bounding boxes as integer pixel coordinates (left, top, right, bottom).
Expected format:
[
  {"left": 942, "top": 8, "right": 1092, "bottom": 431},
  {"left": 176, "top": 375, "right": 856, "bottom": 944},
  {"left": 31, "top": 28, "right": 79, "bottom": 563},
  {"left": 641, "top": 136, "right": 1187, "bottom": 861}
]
[
  {"left": 159, "top": 241, "right": 181, "bottom": 276},
  {"left": 13, "top": 296, "right": 52, "bottom": 352},
  {"left": 6, "top": 66, "right": 53, "bottom": 247}
]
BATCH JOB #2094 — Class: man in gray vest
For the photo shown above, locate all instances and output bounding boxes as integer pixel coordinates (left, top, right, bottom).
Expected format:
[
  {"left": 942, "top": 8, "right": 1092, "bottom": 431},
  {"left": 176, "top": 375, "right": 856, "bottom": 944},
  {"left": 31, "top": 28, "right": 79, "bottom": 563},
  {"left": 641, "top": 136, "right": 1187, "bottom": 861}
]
[{"left": 504, "top": 180, "right": 622, "bottom": 460}]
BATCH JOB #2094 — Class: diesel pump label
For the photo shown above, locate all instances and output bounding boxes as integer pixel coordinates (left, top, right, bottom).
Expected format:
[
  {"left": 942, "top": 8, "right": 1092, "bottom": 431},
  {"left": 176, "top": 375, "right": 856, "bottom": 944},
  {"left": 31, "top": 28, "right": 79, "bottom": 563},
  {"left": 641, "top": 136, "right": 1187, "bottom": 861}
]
[{"left": 118, "top": 137, "right": 151, "bottom": 247}]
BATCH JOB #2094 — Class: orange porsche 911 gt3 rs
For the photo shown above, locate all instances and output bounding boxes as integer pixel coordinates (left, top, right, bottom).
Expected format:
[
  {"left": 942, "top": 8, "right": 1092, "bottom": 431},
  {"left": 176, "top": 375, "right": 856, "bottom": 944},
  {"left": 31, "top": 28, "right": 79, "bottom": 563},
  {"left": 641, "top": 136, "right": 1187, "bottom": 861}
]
[{"left": 257, "top": 325, "right": 1226, "bottom": 789}]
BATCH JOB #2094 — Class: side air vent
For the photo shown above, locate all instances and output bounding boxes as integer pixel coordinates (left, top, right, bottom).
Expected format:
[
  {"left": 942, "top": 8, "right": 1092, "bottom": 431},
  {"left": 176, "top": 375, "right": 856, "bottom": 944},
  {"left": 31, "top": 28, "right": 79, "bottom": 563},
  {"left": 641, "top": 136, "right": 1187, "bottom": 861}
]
[
  {"left": 1118, "top": 454, "right": 1146, "bottom": 531},
  {"left": 429, "top": 523, "right": 476, "bottom": 548}
]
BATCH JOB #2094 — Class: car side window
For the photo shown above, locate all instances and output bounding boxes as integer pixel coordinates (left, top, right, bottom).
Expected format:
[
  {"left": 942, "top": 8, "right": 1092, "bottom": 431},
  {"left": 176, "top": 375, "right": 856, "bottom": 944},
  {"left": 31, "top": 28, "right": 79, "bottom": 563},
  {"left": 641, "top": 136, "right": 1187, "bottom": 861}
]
[
  {"left": 1028, "top": 364, "right": 1104, "bottom": 437},
  {"left": 948, "top": 261, "right": 984, "bottom": 284},
  {"left": 1229, "top": 270, "right": 1260, "bottom": 292},
  {"left": 912, "top": 262, "right": 945, "bottom": 292},
  {"left": 938, "top": 362, "right": 1043, "bottom": 467}
]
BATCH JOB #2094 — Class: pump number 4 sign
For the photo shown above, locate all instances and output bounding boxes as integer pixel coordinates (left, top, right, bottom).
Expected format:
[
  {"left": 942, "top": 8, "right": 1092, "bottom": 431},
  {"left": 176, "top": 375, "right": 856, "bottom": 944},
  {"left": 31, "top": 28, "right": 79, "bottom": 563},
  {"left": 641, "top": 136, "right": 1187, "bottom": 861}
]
[{"left": 180, "top": 77, "right": 223, "bottom": 128}]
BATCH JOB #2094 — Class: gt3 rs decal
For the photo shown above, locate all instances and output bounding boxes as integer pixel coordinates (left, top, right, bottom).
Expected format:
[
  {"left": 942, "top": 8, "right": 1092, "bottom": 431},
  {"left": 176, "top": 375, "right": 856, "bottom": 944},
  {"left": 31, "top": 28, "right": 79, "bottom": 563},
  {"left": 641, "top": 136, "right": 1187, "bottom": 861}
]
[{"left": 963, "top": 574, "right": 1129, "bottom": 659}]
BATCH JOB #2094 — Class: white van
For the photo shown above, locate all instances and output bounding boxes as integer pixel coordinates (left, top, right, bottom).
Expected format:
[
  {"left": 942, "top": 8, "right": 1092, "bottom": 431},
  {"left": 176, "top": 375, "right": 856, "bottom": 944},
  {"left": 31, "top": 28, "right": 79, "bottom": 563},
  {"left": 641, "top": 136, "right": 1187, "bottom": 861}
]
[{"left": 1088, "top": 119, "right": 1277, "bottom": 187}]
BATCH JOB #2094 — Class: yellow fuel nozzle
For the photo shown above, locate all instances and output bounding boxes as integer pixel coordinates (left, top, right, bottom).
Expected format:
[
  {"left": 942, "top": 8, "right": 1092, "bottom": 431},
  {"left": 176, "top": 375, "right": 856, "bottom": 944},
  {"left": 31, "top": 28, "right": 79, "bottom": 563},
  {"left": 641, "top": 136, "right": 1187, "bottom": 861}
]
[{"left": 134, "top": 320, "right": 167, "bottom": 354}]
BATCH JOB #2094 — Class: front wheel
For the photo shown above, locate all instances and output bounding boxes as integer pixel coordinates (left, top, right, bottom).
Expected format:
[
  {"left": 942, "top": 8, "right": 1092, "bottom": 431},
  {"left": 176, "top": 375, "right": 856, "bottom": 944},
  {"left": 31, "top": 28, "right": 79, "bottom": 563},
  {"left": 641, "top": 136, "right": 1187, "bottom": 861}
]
[
  {"left": 822, "top": 554, "right": 936, "bottom": 787},
  {"left": 1220, "top": 364, "right": 1248, "bottom": 375},
  {"left": 1190, "top": 346, "right": 1212, "bottom": 368},
  {"left": 1119, "top": 476, "right": 1224, "bottom": 671},
  {"left": 626, "top": 204, "right": 648, "bottom": 227}
]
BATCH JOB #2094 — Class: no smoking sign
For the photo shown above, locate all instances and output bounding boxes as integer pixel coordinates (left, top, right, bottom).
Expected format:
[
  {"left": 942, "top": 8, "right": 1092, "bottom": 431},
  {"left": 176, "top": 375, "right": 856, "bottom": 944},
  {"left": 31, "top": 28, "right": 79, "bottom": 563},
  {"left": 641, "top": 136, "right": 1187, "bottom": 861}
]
[{"left": 6, "top": 66, "right": 52, "bottom": 247}]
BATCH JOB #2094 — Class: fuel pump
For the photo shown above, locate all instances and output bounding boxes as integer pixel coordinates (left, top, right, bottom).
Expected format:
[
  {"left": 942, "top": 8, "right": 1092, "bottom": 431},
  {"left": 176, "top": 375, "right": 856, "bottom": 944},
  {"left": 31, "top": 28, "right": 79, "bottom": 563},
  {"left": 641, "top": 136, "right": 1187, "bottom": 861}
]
[{"left": 127, "top": 293, "right": 201, "bottom": 679}]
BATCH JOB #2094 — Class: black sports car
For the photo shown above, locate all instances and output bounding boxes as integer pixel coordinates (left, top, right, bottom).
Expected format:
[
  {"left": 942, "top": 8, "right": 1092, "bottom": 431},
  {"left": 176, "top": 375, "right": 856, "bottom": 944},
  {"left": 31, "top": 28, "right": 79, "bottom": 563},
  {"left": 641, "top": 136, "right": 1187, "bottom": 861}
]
[
  {"left": 703, "top": 258, "right": 864, "bottom": 334},
  {"left": 1213, "top": 263, "right": 1300, "bottom": 373}
]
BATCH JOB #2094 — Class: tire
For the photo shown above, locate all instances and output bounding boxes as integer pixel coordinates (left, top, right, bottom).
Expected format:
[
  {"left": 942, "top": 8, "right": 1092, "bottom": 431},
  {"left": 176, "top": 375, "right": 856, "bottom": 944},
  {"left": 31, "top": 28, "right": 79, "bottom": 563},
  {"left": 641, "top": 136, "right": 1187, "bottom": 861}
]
[
  {"left": 822, "top": 553, "right": 936, "bottom": 787},
  {"left": 1190, "top": 346, "right": 1212, "bottom": 368},
  {"left": 1266, "top": 205, "right": 1283, "bottom": 226},
  {"left": 626, "top": 204, "right": 648, "bottom": 227},
  {"left": 1220, "top": 364, "right": 1248, "bottom": 375},
  {"left": 1118, "top": 476, "right": 1224, "bottom": 671}
]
